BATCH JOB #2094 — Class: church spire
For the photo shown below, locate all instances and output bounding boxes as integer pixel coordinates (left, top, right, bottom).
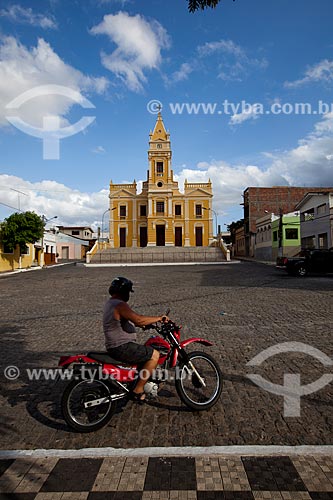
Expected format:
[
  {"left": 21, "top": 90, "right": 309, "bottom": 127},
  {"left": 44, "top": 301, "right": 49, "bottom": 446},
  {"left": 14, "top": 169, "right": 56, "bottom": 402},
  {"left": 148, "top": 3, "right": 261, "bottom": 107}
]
[
  {"left": 151, "top": 111, "right": 168, "bottom": 141},
  {"left": 148, "top": 110, "right": 172, "bottom": 183}
]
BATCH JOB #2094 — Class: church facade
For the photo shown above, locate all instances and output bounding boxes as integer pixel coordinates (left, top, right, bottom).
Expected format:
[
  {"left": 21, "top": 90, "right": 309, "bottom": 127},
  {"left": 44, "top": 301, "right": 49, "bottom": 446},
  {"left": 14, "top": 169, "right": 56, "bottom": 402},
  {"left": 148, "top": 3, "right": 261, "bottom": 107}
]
[{"left": 109, "top": 113, "right": 213, "bottom": 248}]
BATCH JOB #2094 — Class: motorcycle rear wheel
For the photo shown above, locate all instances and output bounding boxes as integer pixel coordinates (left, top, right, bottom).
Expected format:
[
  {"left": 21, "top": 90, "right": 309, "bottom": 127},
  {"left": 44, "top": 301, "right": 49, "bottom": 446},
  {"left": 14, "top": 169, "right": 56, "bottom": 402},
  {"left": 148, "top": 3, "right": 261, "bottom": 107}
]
[
  {"left": 175, "top": 351, "right": 222, "bottom": 411},
  {"left": 61, "top": 378, "right": 116, "bottom": 432}
]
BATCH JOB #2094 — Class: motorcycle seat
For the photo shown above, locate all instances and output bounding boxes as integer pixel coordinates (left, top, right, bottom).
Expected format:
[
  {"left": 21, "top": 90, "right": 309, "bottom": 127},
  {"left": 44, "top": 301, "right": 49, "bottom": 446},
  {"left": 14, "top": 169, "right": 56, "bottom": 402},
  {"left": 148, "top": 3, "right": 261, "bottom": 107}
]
[{"left": 86, "top": 351, "right": 134, "bottom": 366}]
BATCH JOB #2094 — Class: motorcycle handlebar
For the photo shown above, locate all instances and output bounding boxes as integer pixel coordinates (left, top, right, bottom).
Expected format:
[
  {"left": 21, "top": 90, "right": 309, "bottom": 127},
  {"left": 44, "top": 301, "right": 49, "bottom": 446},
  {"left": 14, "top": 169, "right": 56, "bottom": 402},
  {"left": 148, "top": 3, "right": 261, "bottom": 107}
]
[
  {"left": 142, "top": 308, "right": 171, "bottom": 331},
  {"left": 142, "top": 319, "right": 175, "bottom": 335}
]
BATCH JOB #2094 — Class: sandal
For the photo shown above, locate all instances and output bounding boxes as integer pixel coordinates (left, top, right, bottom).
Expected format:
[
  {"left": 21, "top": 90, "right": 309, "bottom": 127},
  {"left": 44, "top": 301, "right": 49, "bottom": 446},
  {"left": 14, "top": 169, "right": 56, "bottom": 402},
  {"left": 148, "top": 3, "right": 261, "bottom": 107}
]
[{"left": 129, "top": 391, "right": 146, "bottom": 404}]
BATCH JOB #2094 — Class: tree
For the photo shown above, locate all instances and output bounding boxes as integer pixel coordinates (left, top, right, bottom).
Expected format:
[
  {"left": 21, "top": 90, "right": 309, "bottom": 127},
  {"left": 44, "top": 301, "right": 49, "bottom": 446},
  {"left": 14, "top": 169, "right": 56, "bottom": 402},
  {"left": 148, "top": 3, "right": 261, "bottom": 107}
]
[
  {"left": 188, "top": 0, "right": 235, "bottom": 13},
  {"left": 227, "top": 218, "right": 244, "bottom": 244},
  {"left": 0, "top": 211, "right": 44, "bottom": 253}
]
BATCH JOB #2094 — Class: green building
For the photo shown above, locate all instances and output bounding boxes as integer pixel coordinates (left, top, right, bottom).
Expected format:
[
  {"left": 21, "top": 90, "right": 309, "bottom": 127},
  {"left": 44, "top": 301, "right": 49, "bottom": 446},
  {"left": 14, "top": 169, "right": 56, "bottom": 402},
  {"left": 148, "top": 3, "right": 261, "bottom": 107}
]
[{"left": 272, "top": 213, "right": 300, "bottom": 259}]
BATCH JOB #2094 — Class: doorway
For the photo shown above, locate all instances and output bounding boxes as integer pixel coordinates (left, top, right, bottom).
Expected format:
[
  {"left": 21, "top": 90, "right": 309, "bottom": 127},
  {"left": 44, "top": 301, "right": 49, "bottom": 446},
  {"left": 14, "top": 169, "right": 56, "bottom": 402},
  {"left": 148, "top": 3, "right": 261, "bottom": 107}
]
[
  {"left": 195, "top": 227, "right": 203, "bottom": 246},
  {"left": 119, "top": 228, "right": 126, "bottom": 247},
  {"left": 61, "top": 246, "right": 69, "bottom": 259},
  {"left": 140, "top": 227, "right": 147, "bottom": 247},
  {"left": 175, "top": 227, "right": 182, "bottom": 247},
  {"left": 156, "top": 225, "right": 165, "bottom": 246}
]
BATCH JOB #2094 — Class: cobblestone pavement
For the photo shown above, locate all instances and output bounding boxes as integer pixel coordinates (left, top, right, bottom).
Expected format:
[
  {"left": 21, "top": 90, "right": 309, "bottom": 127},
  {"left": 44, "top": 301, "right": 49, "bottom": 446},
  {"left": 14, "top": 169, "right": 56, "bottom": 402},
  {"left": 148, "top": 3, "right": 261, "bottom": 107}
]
[
  {"left": 1, "top": 454, "right": 333, "bottom": 498},
  {"left": 0, "top": 262, "right": 332, "bottom": 450}
]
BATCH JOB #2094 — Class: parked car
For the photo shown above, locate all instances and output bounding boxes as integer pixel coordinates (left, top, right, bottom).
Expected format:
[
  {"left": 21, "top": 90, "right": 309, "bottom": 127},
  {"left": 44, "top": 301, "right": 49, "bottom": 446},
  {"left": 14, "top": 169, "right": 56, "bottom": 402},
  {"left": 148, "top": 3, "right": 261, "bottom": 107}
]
[{"left": 276, "top": 248, "right": 333, "bottom": 276}]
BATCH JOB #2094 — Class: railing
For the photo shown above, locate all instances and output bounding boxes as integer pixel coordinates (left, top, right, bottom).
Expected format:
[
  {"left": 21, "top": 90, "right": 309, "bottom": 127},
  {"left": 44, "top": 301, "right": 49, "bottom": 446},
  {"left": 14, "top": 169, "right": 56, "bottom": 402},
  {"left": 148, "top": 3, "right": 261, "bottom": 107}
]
[
  {"left": 86, "top": 240, "right": 111, "bottom": 263},
  {"left": 110, "top": 183, "right": 136, "bottom": 189},
  {"left": 211, "top": 237, "right": 230, "bottom": 261},
  {"left": 185, "top": 183, "right": 211, "bottom": 188}
]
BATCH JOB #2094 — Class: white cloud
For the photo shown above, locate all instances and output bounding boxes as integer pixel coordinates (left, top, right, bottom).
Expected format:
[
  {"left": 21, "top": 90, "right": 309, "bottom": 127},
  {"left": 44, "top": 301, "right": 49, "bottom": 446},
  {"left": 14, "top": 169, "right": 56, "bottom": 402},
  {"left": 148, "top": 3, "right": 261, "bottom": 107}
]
[
  {"left": 0, "top": 5, "right": 57, "bottom": 29},
  {"left": 90, "top": 12, "right": 170, "bottom": 92},
  {"left": 197, "top": 38, "right": 267, "bottom": 82},
  {"left": 174, "top": 112, "right": 333, "bottom": 218},
  {"left": 0, "top": 36, "right": 108, "bottom": 128},
  {"left": 163, "top": 39, "right": 266, "bottom": 88},
  {"left": 229, "top": 104, "right": 260, "bottom": 126},
  {"left": 285, "top": 59, "right": 333, "bottom": 88},
  {"left": 197, "top": 39, "right": 244, "bottom": 58},
  {"left": 168, "top": 62, "right": 194, "bottom": 84},
  {"left": 0, "top": 175, "right": 110, "bottom": 228},
  {"left": 91, "top": 146, "right": 106, "bottom": 154}
]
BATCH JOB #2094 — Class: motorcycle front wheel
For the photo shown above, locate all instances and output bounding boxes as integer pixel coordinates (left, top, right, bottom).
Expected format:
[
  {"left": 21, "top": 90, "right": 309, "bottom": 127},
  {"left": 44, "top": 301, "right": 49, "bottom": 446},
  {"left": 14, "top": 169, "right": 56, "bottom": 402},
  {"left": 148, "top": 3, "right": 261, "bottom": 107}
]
[
  {"left": 61, "top": 378, "right": 116, "bottom": 432},
  {"left": 175, "top": 351, "right": 222, "bottom": 411}
]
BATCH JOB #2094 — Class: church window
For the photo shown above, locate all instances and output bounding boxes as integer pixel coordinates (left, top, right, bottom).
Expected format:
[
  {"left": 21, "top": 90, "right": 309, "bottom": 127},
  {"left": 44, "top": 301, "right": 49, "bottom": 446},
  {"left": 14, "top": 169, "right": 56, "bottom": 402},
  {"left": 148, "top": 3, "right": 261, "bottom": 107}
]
[
  {"left": 175, "top": 204, "right": 181, "bottom": 216},
  {"left": 140, "top": 205, "right": 147, "bottom": 217},
  {"left": 120, "top": 205, "right": 127, "bottom": 218},
  {"left": 156, "top": 162, "right": 163, "bottom": 174},
  {"left": 196, "top": 204, "right": 202, "bottom": 217},
  {"left": 156, "top": 201, "right": 164, "bottom": 214},
  {"left": 157, "top": 144, "right": 162, "bottom": 149}
]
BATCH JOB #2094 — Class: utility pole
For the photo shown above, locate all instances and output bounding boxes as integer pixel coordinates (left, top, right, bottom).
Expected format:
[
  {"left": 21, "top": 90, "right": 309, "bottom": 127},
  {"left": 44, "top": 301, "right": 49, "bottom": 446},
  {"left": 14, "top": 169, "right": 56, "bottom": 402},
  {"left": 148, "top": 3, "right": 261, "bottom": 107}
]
[
  {"left": 41, "top": 215, "right": 58, "bottom": 267},
  {"left": 278, "top": 208, "right": 283, "bottom": 257}
]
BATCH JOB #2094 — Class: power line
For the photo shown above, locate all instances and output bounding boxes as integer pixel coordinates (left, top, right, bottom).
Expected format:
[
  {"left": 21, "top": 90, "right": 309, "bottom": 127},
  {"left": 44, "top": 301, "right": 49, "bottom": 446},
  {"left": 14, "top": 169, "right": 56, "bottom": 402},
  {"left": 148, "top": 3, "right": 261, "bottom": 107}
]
[{"left": 0, "top": 201, "right": 23, "bottom": 212}]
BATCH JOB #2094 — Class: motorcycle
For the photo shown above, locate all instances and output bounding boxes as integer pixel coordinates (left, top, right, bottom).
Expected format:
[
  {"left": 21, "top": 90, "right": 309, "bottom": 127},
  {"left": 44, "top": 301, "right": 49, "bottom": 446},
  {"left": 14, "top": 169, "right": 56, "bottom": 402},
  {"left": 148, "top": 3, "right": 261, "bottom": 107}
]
[{"left": 58, "top": 312, "right": 222, "bottom": 432}]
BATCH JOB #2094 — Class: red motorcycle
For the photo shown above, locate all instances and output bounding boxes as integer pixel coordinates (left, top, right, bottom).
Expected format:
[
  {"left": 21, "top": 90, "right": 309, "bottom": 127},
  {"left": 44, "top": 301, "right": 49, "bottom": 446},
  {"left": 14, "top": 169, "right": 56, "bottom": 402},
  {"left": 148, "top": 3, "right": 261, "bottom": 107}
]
[{"left": 58, "top": 313, "right": 222, "bottom": 432}]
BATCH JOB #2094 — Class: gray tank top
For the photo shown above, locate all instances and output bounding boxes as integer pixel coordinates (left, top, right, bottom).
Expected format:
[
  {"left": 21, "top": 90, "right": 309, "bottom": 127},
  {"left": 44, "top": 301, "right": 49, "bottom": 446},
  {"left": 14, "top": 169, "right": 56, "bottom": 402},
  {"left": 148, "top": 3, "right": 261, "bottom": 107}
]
[{"left": 103, "top": 298, "right": 137, "bottom": 349}]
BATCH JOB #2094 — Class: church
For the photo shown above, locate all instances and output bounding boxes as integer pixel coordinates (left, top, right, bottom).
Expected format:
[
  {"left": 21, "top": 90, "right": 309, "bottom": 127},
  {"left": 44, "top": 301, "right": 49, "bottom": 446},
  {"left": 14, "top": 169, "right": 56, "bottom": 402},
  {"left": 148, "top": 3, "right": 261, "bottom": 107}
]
[{"left": 109, "top": 112, "right": 213, "bottom": 248}]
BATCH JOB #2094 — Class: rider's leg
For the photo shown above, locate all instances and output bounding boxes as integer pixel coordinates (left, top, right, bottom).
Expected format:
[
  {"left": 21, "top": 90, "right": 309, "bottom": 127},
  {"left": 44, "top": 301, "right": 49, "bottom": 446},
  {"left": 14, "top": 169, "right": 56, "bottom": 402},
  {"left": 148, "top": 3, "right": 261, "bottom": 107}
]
[{"left": 133, "top": 349, "right": 159, "bottom": 396}]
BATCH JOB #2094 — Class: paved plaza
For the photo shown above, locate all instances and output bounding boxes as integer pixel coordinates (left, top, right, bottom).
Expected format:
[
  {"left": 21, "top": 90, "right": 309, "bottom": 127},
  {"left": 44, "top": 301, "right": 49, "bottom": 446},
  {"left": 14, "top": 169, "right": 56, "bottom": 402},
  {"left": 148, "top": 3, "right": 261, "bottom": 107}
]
[
  {"left": 0, "top": 262, "right": 332, "bottom": 451},
  {"left": 1, "top": 453, "right": 333, "bottom": 498}
]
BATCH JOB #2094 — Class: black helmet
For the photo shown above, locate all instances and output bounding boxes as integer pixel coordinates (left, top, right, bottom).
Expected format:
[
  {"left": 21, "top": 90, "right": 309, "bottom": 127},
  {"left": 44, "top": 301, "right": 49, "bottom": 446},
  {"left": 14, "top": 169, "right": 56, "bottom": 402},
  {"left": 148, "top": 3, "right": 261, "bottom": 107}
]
[{"left": 109, "top": 277, "right": 134, "bottom": 298}]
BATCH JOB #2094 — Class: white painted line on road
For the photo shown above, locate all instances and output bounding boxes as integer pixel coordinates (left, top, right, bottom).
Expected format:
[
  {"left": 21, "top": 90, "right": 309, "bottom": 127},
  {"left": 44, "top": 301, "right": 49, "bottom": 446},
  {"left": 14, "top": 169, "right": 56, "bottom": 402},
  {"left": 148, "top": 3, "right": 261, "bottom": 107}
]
[{"left": 1, "top": 446, "right": 332, "bottom": 459}]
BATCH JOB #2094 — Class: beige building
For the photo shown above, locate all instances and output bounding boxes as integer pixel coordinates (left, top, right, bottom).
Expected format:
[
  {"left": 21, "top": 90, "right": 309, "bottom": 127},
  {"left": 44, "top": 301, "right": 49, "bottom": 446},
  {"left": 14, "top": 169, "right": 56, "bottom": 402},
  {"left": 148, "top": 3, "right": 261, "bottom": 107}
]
[
  {"left": 109, "top": 113, "right": 213, "bottom": 248},
  {"left": 57, "top": 226, "right": 94, "bottom": 240}
]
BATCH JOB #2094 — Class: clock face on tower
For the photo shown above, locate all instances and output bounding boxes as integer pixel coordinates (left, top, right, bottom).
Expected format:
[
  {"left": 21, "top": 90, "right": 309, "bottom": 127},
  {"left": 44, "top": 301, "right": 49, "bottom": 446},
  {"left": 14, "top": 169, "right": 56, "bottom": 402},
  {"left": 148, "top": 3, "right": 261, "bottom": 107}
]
[{"left": 157, "top": 144, "right": 162, "bottom": 149}]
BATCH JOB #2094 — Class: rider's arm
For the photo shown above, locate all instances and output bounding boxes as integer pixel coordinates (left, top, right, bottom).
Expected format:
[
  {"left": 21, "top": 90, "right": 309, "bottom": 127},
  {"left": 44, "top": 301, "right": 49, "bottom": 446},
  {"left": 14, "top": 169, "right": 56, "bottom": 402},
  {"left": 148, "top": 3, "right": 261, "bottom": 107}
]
[{"left": 115, "top": 302, "right": 166, "bottom": 328}]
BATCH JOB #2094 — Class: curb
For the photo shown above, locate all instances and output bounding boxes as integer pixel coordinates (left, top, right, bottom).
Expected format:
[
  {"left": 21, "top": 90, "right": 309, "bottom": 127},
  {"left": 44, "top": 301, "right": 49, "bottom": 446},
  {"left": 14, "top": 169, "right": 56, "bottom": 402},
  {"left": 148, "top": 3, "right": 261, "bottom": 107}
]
[
  {"left": 0, "top": 261, "right": 78, "bottom": 277},
  {"left": 236, "top": 257, "right": 276, "bottom": 266},
  {"left": 1, "top": 445, "right": 333, "bottom": 459}
]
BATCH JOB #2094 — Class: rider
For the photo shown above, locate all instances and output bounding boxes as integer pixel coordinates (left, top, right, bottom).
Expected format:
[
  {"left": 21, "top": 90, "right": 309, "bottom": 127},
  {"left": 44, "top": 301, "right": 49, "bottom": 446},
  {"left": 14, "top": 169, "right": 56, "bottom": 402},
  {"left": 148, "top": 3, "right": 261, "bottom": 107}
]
[{"left": 103, "top": 277, "right": 168, "bottom": 402}]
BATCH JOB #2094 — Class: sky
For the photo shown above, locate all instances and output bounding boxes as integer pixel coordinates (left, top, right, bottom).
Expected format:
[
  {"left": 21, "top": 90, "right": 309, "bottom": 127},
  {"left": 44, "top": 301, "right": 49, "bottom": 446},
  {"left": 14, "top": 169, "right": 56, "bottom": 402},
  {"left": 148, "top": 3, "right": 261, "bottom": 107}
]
[{"left": 0, "top": 0, "right": 333, "bottom": 230}]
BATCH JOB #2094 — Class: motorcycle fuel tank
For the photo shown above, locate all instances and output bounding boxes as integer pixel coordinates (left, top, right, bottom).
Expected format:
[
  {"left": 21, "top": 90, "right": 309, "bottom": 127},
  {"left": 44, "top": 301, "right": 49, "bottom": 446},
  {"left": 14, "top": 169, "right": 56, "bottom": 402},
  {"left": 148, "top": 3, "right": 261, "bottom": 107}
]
[{"left": 145, "top": 335, "right": 170, "bottom": 364}]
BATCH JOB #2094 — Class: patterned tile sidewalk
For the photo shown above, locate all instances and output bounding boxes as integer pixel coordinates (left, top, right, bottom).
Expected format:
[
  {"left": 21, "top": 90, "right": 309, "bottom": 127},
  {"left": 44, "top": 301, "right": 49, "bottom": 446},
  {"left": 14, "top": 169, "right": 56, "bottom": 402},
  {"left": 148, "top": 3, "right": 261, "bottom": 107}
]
[{"left": 1, "top": 455, "right": 333, "bottom": 499}]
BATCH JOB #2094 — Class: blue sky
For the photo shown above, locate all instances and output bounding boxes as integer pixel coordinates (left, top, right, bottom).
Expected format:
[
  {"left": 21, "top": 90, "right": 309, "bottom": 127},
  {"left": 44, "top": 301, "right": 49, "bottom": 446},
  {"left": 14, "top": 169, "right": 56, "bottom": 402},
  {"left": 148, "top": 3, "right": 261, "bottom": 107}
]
[{"left": 0, "top": 0, "right": 333, "bottom": 229}]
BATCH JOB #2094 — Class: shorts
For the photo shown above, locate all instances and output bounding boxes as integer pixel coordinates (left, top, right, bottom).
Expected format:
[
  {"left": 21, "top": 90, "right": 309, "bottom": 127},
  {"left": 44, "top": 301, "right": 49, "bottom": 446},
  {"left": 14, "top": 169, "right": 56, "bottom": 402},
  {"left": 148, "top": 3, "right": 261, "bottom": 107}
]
[{"left": 107, "top": 342, "right": 154, "bottom": 365}]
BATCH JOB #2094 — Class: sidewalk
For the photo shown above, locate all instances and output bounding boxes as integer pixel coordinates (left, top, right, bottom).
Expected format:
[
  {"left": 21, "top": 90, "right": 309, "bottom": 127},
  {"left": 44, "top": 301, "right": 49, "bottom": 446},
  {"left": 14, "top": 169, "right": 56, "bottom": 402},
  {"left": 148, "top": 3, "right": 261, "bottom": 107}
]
[
  {"left": 1, "top": 448, "right": 333, "bottom": 499},
  {"left": 233, "top": 256, "right": 276, "bottom": 266},
  {"left": 0, "top": 262, "right": 77, "bottom": 278}
]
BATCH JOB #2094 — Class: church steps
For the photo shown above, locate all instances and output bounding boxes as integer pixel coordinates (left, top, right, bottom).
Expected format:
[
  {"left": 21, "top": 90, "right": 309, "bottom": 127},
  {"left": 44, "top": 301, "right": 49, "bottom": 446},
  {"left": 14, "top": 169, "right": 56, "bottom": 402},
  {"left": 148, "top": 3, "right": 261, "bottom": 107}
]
[{"left": 90, "top": 247, "right": 224, "bottom": 264}]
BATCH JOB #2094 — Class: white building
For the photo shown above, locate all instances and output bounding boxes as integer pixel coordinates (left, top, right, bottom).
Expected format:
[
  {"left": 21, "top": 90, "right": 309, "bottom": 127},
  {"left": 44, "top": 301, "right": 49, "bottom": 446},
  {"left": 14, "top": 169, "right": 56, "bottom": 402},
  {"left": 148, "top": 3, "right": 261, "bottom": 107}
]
[
  {"left": 295, "top": 192, "right": 333, "bottom": 249},
  {"left": 255, "top": 212, "right": 275, "bottom": 261}
]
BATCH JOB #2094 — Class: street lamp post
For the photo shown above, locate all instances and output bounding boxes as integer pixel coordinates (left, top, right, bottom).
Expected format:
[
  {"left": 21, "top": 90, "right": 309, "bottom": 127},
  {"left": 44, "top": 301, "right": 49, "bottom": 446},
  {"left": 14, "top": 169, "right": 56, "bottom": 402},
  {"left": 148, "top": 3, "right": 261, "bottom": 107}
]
[
  {"left": 101, "top": 207, "right": 116, "bottom": 244},
  {"left": 101, "top": 208, "right": 110, "bottom": 243},
  {"left": 265, "top": 209, "right": 283, "bottom": 258},
  {"left": 211, "top": 208, "right": 218, "bottom": 237},
  {"left": 203, "top": 207, "right": 218, "bottom": 237},
  {"left": 278, "top": 208, "right": 283, "bottom": 258}
]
